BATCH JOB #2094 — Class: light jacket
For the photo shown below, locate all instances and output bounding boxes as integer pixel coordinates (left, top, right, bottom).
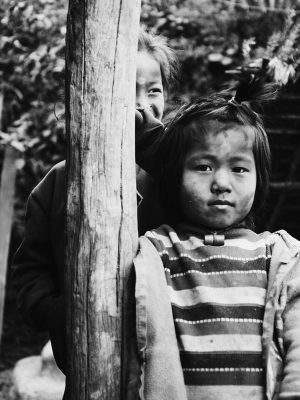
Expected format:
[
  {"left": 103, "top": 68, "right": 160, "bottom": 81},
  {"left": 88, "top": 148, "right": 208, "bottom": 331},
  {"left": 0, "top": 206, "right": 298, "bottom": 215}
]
[{"left": 133, "top": 230, "right": 300, "bottom": 400}]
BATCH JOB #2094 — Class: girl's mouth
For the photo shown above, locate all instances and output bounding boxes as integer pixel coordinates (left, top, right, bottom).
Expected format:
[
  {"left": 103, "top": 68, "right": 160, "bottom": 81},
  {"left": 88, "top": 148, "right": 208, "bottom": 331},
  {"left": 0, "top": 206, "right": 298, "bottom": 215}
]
[{"left": 209, "top": 199, "right": 234, "bottom": 207}]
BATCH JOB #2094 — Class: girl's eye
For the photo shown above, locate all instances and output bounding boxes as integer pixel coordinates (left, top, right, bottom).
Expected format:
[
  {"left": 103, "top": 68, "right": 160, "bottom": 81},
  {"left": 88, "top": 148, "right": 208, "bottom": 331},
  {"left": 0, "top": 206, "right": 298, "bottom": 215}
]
[
  {"left": 149, "top": 87, "right": 163, "bottom": 94},
  {"left": 232, "top": 167, "right": 248, "bottom": 173},
  {"left": 195, "top": 164, "right": 212, "bottom": 172}
]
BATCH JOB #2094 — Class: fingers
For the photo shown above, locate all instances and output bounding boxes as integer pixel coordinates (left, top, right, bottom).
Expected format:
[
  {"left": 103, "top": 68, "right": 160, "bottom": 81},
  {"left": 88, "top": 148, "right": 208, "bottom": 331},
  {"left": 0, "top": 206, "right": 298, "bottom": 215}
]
[
  {"left": 136, "top": 107, "right": 164, "bottom": 129},
  {"left": 140, "top": 107, "right": 155, "bottom": 123},
  {"left": 135, "top": 109, "right": 144, "bottom": 128}
]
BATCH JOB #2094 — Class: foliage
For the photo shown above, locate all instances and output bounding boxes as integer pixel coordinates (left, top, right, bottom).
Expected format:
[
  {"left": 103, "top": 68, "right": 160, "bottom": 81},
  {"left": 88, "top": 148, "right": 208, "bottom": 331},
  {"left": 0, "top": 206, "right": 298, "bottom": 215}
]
[
  {"left": 0, "top": 0, "right": 66, "bottom": 239},
  {"left": 0, "top": 0, "right": 66, "bottom": 165},
  {"left": 228, "top": 11, "right": 300, "bottom": 84},
  {"left": 141, "top": 0, "right": 300, "bottom": 100}
]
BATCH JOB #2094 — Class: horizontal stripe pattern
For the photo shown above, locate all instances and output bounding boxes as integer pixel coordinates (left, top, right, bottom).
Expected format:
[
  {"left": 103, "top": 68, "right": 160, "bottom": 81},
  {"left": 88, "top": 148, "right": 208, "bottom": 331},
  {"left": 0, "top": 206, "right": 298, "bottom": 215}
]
[
  {"left": 183, "top": 369, "right": 263, "bottom": 386},
  {"left": 166, "top": 269, "right": 267, "bottom": 289},
  {"left": 146, "top": 224, "right": 270, "bottom": 398},
  {"left": 181, "top": 352, "right": 264, "bottom": 389},
  {"left": 172, "top": 303, "right": 265, "bottom": 321},
  {"left": 180, "top": 351, "right": 263, "bottom": 369},
  {"left": 186, "top": 385, "right": 264, "bottom": 399},
  {"left": 160, "top": 249, "right": 271, "bottom": 263},
  {"left": 179, "top": 334, "right": 263, "bottom": 353},
  {"left": 176, "top": 320, "right": 263, "bottom": 336},
  {"left": 164, "top": 257, "right": 268, "bottom": 275},
  {"left": 166, "top": 267, "right": 267, "bottom": 278},
  {"left": 168, "top": 285, "right": 267, "bottom": 307}
]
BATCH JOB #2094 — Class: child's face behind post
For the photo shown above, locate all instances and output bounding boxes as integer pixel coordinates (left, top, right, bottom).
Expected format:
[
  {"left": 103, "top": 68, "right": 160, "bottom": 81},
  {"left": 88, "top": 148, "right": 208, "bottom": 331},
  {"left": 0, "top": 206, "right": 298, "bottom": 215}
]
[
  {"left": 180, "top": 121, "right": 257, "bottom": 230},
  {"left": 136, "top": 51, "right": 164, "bottom": 121}
]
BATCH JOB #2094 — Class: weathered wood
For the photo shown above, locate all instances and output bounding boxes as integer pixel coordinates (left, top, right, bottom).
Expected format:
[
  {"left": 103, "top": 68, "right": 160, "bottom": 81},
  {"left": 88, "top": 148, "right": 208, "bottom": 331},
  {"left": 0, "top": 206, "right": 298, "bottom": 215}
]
[
  {"left": 0, "top": 89, "right": 18, "bottom": 344},
  {"left": 270, "top": 181, "right": 300, "bottom": 189},
  {"left": 267, "top": 143, "right": 300, "bottom": 230},
  {"left": 0, "top": 87, "right": 18, "bottom": 344},
  {"left": 65, "top": 0, "right": 141, "bottom": 399},
  {"left": 0, "top": 147, "right": 17, "bottom": 344}
]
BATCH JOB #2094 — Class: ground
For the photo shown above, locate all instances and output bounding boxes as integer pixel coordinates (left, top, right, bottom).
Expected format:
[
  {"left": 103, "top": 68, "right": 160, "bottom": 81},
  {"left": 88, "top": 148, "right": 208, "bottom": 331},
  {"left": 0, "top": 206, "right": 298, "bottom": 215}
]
[{"left": 0, "top": 275, "right": 48, "bottom": 398}]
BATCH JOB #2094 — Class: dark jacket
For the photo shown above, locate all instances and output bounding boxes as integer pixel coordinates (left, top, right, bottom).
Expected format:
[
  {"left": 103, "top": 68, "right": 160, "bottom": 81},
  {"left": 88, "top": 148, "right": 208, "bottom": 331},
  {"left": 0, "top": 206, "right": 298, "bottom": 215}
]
[{"left": 12, "top": 112, "right": 165, "bottom": 373}]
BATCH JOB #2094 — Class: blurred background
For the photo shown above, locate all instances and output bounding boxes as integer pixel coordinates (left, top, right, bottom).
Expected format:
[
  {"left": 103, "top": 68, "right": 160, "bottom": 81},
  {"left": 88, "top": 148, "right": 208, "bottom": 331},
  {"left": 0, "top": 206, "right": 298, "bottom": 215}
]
[{"left": 0, "top": 0, "right": 299, "bottom": 397}]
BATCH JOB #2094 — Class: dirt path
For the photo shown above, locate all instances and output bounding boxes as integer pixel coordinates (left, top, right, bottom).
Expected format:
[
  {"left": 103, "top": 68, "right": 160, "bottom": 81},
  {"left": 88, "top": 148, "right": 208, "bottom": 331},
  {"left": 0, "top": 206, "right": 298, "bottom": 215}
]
[{"left": 1, "top": 280, "right": 48, "bottom": 372}]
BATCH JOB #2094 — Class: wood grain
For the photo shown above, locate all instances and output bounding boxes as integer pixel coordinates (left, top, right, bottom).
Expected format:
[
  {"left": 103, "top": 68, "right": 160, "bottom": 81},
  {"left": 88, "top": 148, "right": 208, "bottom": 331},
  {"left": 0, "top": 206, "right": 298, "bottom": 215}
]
[{"left": 64, "top": 0, "right": 141, "bottom": 398}]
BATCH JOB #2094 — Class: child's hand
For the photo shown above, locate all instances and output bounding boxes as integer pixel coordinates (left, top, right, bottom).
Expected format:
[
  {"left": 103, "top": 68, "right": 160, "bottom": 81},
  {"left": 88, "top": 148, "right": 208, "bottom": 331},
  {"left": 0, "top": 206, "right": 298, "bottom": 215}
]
[
  {"left": 135, "top": 108, "right": 144, "bottom": 129},
  {"left": 135, "top": 107, "right": 164, "bottom": 133}
]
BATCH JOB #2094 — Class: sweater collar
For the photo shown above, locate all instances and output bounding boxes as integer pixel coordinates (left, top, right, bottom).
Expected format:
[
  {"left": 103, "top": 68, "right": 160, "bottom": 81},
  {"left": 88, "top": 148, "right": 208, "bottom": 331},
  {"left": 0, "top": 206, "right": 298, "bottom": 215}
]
[{"left": 175, "top": 220, "right": 252, "bottom": 246}]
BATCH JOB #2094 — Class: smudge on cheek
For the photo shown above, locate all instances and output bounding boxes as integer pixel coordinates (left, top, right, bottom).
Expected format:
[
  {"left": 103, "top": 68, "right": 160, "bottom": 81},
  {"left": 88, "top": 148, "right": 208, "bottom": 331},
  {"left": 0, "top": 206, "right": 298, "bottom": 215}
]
[{"left": 240, "top": 191, "right": 256, "bottom": 215}]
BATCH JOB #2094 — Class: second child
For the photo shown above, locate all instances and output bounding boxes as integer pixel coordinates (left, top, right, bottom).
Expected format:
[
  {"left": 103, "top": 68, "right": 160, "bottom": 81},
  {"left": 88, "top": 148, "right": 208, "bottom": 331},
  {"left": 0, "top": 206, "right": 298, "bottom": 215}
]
[{"left": 12, "top": 29, "right": 179, "bottom": 376}]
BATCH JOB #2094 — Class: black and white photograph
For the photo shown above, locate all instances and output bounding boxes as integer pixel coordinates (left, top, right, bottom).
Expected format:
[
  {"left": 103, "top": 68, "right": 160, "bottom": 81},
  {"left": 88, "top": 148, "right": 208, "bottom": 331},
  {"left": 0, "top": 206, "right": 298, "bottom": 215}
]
[{"left": 0, "top": 0, "right": 300, "bottom": 399}]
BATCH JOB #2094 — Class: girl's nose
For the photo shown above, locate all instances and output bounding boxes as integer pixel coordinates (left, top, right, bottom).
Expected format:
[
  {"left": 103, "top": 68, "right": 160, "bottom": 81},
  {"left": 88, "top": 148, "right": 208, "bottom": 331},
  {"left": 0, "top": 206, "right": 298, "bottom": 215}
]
[
  {"left": 136, "top": 92, "right": 148, "bottom": 109},
  {"left": 211, "top": 170, "right": 231, "bottom": 194}
]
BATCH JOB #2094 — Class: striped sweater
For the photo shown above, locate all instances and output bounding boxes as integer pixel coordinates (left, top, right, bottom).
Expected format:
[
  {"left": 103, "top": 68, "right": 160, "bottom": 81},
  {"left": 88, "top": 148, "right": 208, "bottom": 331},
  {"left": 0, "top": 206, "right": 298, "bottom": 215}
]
[{"left": 146, "top": 224, "right": 272, "bottom": 400}]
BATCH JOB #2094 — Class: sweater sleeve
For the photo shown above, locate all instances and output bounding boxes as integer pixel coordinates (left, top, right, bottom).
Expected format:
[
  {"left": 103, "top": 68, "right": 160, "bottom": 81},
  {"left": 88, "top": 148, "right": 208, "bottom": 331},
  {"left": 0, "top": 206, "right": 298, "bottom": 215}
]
[
  {"left": 135, "top": 108, "right": 165, "bottom": 176},
  {"left": 12, "top": 163, "right": 67, "bottom": 373},
  {"left": 12, "top": 164, "right": 64, "bottom": 331},
  {"left": 279, "top": 257, "right": 300, "bottom": 399}
]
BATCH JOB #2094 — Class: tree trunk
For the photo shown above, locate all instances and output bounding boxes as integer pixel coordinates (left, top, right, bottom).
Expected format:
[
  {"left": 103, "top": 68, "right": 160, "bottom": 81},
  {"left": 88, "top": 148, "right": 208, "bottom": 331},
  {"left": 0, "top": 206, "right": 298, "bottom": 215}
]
[{"left": 64, "top": 1, "right": 141, "bottom": 399}]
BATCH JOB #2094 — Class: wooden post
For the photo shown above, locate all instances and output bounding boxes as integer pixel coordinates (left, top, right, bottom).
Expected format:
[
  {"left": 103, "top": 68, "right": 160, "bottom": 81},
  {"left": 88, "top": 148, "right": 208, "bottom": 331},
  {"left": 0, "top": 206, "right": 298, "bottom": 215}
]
[
  {"left": 65, "top": 1, "right": 141, "bottom": 399},
  {"left": 0, "top": 90, "right": 18, "bottom": 344},
  {"left": 0, "top": 145, "right": 18, "bottom": 344}
]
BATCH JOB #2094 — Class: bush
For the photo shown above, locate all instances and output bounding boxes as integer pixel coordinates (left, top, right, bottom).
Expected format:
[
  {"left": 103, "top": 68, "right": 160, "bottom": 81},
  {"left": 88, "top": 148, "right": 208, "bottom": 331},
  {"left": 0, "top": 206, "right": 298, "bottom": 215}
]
[{"left": 0, "top": 0, "right": 67, "bottom": 242}]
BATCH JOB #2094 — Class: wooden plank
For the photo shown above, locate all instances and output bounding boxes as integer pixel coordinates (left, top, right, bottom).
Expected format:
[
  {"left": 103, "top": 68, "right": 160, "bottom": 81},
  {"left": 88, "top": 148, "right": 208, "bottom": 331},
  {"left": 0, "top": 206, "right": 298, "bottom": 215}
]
[
  {"left": 270, "top": 181, "right": 300, "bottom": 189},
  {"left": 0, "top": 88, "right": 18, "bottom": 344},
  {"left": 267, "top": 143, "right": 300, "bottom": 230},
  {"left": 0, "top": 145, "right": 17, "bottom": 344},
  {"left": 64, "top": 0, "right": 141, "bottom": 398},
  {"left": 267, "top": 128, "right": 300, "bottom": 135}
]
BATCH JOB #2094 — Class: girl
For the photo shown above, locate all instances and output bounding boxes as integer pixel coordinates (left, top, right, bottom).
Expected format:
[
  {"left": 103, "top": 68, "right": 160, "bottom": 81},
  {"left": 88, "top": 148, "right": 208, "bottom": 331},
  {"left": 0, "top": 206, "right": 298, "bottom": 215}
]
[
  {"left": 133, "top": 79, "right": 300, "bottom": 400},
  {"left": 12, "top": 30, "right": 179, "bottom": 375},
  {"left": 135, "top": 29, "right": 179, "bottom": 233}
]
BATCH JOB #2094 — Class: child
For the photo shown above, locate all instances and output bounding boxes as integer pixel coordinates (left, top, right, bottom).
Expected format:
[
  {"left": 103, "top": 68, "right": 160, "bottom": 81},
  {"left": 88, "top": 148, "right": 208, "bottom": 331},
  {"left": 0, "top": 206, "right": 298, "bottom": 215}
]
[
  {"left": 12, "top": 30, "right": 179, "bottom": 375},
  {"left": 133, "top": 79, "right": 300, "bottom": 400}
]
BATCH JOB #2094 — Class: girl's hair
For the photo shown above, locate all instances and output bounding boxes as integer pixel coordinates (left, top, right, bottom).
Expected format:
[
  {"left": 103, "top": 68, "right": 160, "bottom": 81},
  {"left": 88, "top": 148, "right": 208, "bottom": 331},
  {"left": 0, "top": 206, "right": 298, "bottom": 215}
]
[
  {"left": 138, "top": 29, "right": 179, "bottom": 91},
  {"left": 156, "top": 78, "right": 277, "bottom": 226}
]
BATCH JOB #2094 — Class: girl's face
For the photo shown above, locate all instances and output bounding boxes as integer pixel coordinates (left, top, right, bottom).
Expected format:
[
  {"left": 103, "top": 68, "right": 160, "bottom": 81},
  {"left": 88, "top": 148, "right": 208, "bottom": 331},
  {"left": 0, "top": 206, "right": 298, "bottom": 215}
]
[
  {"left": 136, "top": 51, "right": 164, "bottom": 121},
  {"left": 180, "top": 121, "right": 257, "bottom": 230}
]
